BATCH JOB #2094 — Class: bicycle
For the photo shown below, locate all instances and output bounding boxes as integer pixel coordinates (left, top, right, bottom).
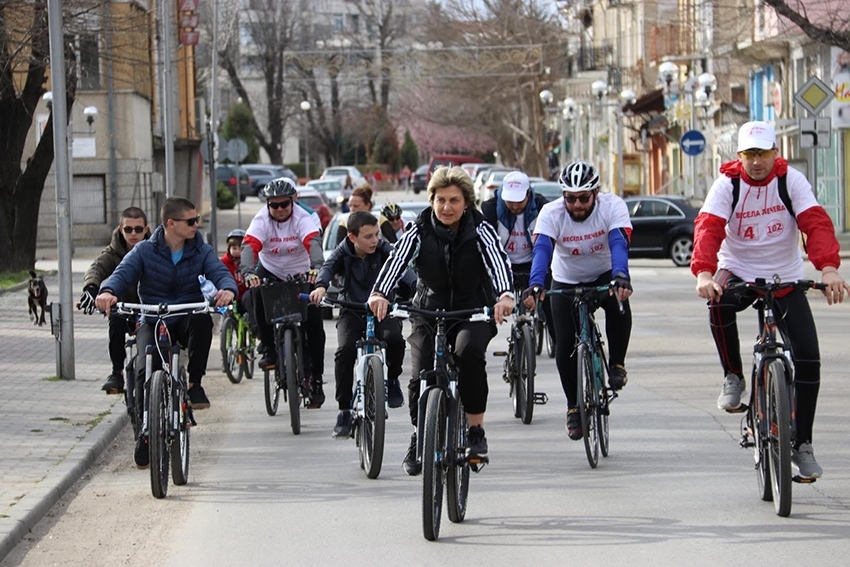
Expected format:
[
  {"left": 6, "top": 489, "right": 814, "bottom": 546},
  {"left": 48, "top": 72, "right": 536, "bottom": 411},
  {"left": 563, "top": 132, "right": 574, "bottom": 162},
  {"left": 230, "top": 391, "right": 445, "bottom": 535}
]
[
  {"left": 535, "top": 298, "right": 556, "bottom": 359},
  {"left": 389, "top": 304, "right": 491, "bottom": 542},
  {"left": 220, "top": 302, "right": 256, "bottom": 383},
  {"left": 113, "top": 301, "right": 209, "bottom": 499},
  {"left": 495, "top": 303, "right": 548, "bottom": 425},
  {"left": 546, "top": 285, "right": 620, "bottom": 469},
  {"left": 730, "top": 277, "right": 826, "bottom": 517},
  {"left": 260, "top": 278, "right": 311, "bottom": 434},
  {"left": 320, "top": 297, "right": 388, "bottom": 479}
]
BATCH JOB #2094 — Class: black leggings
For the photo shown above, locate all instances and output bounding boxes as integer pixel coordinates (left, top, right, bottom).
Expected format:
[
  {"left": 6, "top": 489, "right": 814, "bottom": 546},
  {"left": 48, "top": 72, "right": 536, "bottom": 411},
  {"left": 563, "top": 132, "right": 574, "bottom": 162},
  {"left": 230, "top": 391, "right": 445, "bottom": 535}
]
[
  {"left": 108, "top": 314, "right": 136, "bottom": 375},
  {"left": 549, "top": 273, "right": 632, "bottom": 408},
  {"left": 708, "top": 284, "right": 820, "bottom": 446},
  {"left": 406, "top": 318, "right": 496, "bottom": 426}
]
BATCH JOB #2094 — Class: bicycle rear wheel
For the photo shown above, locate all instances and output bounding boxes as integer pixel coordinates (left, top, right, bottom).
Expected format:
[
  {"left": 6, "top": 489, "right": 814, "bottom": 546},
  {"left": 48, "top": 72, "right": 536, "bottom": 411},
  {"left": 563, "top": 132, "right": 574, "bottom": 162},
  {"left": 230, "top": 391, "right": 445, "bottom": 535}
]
[
  {"left": 149, "top": 370, "right": 170, "bottom": 499},
  {"left": 284, "top": 328, "right": 301, "bottom": 435},
  {"left": 518, "top": 324, "right": 535, "bottom": 424},
  {"left": 766, "top": 360, "right": 792, "bottom": 516},
  {"left": 577, "top": 344, "right": 599, "bottom": 468},
  {"left": 171, "top": 368, "right": 190, "bottom": 486},
  {"left": 535, "top": 314, "right": 544, "bottom": 356},
  {"left": 422, "top": 388, "right": 446, "bottom": 541},
  {"left": 597, "top": 351, "right": 610, "bottom": 458},
  {"left": 263, "top": 366, "right": 280, "bottom": 416},
  {"left": 752, "top": 389, "right": 772, "bottom": 502},
  {"left": 360, "top": 357, "right": 386, "bottom": 479},
  {"left": 221, "top": 315, "right": 241, "bottom": 383},
  {"left": 241, "top": 330, "right": 256, "bottom": 380},
  {"left": 446, "top": 396, "right": 470, "bottom": 524}
]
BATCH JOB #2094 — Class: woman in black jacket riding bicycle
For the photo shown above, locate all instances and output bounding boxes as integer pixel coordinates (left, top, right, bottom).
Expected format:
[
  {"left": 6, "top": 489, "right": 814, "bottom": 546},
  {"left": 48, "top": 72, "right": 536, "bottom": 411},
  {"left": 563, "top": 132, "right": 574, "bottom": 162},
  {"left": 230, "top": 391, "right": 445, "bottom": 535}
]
[{"left": 367, "top": 165, "right": 515, "bottom": 475}]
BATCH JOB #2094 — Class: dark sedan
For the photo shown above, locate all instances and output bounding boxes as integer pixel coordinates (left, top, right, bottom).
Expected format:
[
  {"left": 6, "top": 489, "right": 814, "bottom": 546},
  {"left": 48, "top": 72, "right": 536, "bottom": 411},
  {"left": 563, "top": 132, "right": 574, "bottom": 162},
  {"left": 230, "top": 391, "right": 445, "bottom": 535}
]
[
  {"left": 411, "top": 164, "right": 429, "bottom": 194},
  {"left": 624, "top": 196, "right": 699, "bottom": 267}
]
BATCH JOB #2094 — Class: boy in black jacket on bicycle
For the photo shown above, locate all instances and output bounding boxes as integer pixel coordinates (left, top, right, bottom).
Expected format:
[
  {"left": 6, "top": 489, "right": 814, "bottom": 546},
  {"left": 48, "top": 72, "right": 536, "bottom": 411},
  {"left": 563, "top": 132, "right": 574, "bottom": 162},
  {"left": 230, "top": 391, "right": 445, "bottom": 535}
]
[{"left": 310, "top": 211, "right": 414, "bottom": 438}]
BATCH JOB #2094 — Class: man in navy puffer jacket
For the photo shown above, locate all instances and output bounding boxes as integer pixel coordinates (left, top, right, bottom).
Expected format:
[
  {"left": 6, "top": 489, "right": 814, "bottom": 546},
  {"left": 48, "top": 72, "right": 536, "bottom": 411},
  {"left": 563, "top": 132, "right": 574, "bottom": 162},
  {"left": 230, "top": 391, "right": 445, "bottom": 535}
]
[{"left": 97, "top": 197, "right": 236, "bottom": 417}]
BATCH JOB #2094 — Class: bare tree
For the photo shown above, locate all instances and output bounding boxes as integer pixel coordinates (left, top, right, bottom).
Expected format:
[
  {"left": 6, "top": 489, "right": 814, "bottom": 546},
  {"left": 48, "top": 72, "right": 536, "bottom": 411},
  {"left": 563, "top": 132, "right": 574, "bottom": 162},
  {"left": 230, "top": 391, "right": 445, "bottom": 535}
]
[
  {"left": 764, "top": 0, "right": 850, "bottom": 51},
  {"left": 0, "top": 1, "right": 79, "bottom": 272}
]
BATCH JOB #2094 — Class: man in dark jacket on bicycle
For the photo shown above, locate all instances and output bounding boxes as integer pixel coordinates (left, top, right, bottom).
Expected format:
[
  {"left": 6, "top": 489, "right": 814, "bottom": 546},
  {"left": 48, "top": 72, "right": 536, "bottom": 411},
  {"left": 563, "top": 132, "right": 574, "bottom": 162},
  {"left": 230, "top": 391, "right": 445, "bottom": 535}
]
[
  {"left": 78, "top": 207, "right": 150, "bottom": 394},
  {"left": 309, "top": 211, "right": 414, "bottom": 438}
]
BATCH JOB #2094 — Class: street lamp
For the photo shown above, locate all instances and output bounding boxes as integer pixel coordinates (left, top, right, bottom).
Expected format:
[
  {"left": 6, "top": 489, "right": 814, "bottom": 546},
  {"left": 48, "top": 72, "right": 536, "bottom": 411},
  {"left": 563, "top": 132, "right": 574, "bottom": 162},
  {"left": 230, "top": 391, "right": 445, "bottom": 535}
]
[
  {"left": 562, "top": 97, "right": 577, "bottom": 166},
  {"left": 539, "top": 89, "right": 556, "bottom": 178},
  {"left": 590, "top": 82, "right": 636, "bottom": 195},
  {"left": 300, "top": 100, "right": 311, "bottom": 181}
]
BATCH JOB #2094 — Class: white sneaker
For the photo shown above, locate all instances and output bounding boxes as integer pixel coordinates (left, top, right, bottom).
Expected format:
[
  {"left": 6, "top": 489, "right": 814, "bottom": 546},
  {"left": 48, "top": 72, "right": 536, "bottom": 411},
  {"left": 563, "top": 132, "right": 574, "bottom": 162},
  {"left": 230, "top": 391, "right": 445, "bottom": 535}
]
[
  {"left": 792, "top": 442, "right": 823, "bottom": 479},
  {"left": 716, "top": 373, "right": 746, "bottom": 410}
]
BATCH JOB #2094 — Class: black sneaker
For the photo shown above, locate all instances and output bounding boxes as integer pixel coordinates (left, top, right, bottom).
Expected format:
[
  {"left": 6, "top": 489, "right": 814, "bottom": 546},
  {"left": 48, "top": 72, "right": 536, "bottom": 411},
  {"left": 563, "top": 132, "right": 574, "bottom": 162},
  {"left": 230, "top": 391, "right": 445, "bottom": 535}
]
[
  {"left": 608, "top": 364, "right": 628, "bottom": 390},
  {"left": 307, "top": 377, "right": 325, "bottom": 409},
  {"left": 101, "top": 373, "right": 125, "bottom": 394},
  {"left": 403, "top": 432, "right": 421, "bottom": 476},
  {"left": 566, "top": 407, "right": 582, "bottom": 440},
  {"left": 259, "top": 351, "right": 277, "bottom": 369},
  {"left": 387, "top": 377, "right": 404, "bottom": 408},
  {"left": 134, "top": 436, "right": 149, "bottom": 469},
  {"left": 333, "top": 411, "right": 353, "bottom": 438},
  {"left": 467, "top": 426, "right": 488, "bottom": 461},
  {"left": 188, "top": 384, "right": 210, "bottom": 409}
]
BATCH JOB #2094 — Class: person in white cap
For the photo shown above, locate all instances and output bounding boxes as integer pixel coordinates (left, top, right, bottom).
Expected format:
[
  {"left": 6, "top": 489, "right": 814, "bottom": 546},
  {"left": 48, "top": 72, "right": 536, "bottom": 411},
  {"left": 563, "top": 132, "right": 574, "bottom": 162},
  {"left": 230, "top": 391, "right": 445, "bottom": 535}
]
[
  {"left": 481, "top": 170, "right": 556, "bottom": 353},
  {"left": 692, "top": 120, "right": 850, "bottom": 479},
  {"left": 522, "top": 161, "right": 633, "bottom": 442}
]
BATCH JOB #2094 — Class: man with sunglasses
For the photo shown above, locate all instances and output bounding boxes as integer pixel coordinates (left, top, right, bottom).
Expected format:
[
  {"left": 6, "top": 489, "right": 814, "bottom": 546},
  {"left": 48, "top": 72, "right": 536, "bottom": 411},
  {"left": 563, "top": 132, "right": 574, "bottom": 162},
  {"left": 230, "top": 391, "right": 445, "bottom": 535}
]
[
  {"left": 692, "top": 121, "right": 849, "bottom": 479},
  {"left": 241, "top": 178, "right": 327, "bottom": 408},
  {"left": 522, "top": 161, "right": 633, "bottom": 442},
  {"left": 79, "top": 207, "right": 151, "bottom": 394}
]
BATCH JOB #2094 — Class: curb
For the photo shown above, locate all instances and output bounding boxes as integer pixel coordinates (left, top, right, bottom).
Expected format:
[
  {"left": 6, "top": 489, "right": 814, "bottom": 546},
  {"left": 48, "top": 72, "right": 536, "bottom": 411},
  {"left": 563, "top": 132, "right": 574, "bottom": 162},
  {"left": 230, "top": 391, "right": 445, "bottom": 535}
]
[
  {"left": 0, "top": 270, "right": 59, "bottom": 297},
  {"left": 0, "top": 409, "right": 128, "bottom": 562}
]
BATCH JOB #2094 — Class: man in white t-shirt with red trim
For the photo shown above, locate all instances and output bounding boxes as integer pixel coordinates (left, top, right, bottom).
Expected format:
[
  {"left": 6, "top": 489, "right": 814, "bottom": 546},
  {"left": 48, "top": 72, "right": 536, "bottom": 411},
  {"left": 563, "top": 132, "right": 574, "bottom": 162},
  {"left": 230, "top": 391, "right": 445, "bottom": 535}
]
[
  {"left": 523, "top": 161, "right": 634, "bottom": 442},
  {"left": 241, "top": 178, "right": 327, "bottom": 408},
  {"left": 692, "top": 121, "right": 850, "bottom": 479}
]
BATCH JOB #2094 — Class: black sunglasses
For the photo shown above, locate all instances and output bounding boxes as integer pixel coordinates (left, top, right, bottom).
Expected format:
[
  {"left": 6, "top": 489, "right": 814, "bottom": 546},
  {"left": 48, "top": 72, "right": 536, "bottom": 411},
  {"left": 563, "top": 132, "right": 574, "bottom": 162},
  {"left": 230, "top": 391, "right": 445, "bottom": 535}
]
[
  {"left": 268, "top": 200, "right": 293, "bottom": 210},
  {"left": 565, "top": 194, "right": 593, "bottom": 204},
  {"left": 122, "top": 226, "right": 146, "bottom": 234},
  {"left": 172, "top": 215, "right": 201, "bottom": 226}
]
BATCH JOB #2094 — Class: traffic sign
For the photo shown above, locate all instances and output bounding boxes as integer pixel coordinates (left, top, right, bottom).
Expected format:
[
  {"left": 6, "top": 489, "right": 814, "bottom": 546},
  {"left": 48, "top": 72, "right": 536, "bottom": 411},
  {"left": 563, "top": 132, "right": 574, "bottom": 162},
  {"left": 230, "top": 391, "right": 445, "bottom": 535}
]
[
  {"left": 799, "top": 117, "right": 831, "bottom": 148},
  {"left": 680, "top": 130, "right": 706, "bottom": 156},
  {"left": 794, "top": 76, "right": 834, "bottom": 116}
]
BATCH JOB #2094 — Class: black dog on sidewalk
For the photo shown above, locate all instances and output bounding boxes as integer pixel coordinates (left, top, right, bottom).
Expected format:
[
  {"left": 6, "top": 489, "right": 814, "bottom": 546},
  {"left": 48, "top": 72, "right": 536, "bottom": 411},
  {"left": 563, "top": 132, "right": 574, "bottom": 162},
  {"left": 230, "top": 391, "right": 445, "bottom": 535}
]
[{"left": 27, "top": 270, "right": 48, "bottom": 326}]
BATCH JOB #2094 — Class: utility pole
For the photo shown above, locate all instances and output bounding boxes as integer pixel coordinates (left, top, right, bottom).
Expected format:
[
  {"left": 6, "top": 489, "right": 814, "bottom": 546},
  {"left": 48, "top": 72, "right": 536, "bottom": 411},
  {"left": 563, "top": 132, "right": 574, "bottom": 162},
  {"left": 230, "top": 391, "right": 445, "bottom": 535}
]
[
  {"left": 209, "top": 0, "right": 219, "bottom": 250},
  {"left": 46, "top": 0, "right": 76, "bottom": 379},
  {"left": 161, "top": 0, "right": 176, "bottom": 196}
]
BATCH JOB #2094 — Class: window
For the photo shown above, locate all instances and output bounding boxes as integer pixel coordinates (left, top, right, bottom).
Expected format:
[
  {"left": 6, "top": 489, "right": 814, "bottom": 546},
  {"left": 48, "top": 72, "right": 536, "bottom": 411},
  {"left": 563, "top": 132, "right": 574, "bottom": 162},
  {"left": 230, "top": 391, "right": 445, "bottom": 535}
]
[
  {"left": 79, "top": 34, "right": 101, "bottom": 90},
  {"left": 348, "top": 14, "right": 359, "bottom": 34},
  {"left": 334, "top": 14, "right": 344, "bottom": 32},
  {"left": 72, "top": 176, "right": 106, "bottom": 224}
]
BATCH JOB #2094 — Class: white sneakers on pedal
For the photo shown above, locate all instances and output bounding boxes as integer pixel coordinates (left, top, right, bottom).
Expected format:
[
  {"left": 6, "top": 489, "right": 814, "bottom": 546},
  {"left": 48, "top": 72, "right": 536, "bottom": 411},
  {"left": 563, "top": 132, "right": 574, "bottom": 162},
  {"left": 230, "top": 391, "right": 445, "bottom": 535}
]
[{"left": 717, "top": 373, "right": 746, "bottom": 411}]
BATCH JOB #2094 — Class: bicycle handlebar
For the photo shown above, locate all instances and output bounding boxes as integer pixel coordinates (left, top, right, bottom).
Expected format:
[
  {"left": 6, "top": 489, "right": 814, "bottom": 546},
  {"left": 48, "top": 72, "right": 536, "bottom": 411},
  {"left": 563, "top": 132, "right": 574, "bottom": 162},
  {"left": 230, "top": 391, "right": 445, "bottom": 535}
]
[
  {"left": 319, "top": 296, "right": 372, "bottom": 313},
  {"left": 726, "top": 278, "right": 828, "bottom": 296},
  {"left": 389, "top": 303, "right": 491, "bottom": 322},
  {"left": 112, "top": 301, "right": 213, "bottom": 317}
]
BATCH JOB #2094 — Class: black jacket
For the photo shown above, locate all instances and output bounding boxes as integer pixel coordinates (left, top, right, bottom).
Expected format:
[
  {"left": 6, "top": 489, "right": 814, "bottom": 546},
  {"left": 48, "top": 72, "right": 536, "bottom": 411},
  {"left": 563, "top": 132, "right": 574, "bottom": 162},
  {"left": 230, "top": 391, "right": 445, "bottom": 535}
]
[
  {"left": 372, "top": 207, "right": 513, "bottom": 310},
  {"left": 317, "top": 238, "right": 414, "bottom": 304}
]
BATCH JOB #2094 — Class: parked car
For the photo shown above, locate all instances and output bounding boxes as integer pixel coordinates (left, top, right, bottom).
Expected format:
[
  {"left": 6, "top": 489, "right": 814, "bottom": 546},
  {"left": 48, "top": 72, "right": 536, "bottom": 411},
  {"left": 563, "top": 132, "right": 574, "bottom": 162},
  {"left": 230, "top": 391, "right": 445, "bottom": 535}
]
[
  {"left": 411, "top": 164, "right": 429, "bottom": 194},
  {"left": 477, "top": 167, "right": 519, "bottom": 204},
  {"left": 427, "top": 154, "right": 482, "bottom": 184},
  {"left": 215, "top": 164, "right": 252, "bottom": 201},
  {"left": 530, "top": 181, "right": 562, "bottom": 202},
  {"left": 461, "top": 163, "right": 493, "bottom": 182},
  {"left": 320, "top": 166, "right": 366, "bottom": 188},
  {"left": 296, "top": 187, "right": 332, "bottom": 229},
  {"left": 306, "top": 179, "right": 343, "bottom": 210},
  {"left": 243, "top": 164, "right": 297, "bottom": 196},
  {"left": 624, "top": 195, "right": 699, "bottom": 267}
]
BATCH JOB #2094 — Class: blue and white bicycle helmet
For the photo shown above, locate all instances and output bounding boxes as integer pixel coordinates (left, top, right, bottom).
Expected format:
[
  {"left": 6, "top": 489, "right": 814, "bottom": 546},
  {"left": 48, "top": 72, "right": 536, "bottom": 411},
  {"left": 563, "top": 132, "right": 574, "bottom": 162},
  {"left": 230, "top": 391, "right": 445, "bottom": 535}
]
[{"left": 558, "top": 161, "right": 600, "bottom": 193}]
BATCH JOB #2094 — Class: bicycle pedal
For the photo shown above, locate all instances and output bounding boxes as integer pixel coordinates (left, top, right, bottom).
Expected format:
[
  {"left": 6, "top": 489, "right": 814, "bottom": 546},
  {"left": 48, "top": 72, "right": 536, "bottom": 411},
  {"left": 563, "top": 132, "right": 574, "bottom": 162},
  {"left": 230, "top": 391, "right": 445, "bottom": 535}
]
[
  {"left": 492, "top": 351, "right": 507, "bottom": 357},
  {"left": 792, "top": 475, "right": 817, "bottom": 484},
  {"left": 533, "top": 392, "right": 548, "bottom": 405},
  {"left": 739, "top": 436, "right": 754, "bottom": 449},
  {"left": 469, "top": 460, "right": 488, "bottom": 473},
  {"left": 188, "top": 412, "right": 197, "bottom": 427},
  {"left": 725, "top": 404, "right": 748, "bottom": 414}
]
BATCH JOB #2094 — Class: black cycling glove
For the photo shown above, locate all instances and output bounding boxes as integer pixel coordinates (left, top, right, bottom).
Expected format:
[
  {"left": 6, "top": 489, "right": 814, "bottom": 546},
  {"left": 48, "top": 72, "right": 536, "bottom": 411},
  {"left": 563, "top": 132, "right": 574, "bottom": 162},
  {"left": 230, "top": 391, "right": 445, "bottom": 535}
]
[
  {"left": 612, "top": 274, "right": 632, "bottom": 292},
  {"left": 521, "top": 286, "right": 543, "bottom": 301}
]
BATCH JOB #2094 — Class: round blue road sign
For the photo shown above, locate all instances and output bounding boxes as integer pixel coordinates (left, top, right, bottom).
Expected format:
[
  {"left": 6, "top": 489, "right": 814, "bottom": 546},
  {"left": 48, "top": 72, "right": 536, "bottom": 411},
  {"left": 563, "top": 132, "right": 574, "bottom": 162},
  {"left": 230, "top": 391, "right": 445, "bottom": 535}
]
[{"left": 681, "top": 130, "right": 706, "bottom": 156}]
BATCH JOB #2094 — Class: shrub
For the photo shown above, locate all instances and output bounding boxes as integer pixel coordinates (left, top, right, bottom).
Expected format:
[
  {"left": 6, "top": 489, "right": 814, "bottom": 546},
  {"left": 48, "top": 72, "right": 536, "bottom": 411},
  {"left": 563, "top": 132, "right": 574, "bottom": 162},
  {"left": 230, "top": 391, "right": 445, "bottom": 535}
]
[{"left": 217, "top": 182, "right": 237, "bottom": 209}]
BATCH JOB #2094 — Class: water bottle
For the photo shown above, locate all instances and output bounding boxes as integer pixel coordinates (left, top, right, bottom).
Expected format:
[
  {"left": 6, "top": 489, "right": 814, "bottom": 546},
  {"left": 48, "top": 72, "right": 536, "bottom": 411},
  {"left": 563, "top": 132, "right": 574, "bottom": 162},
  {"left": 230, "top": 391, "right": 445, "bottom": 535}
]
[{"left": 198, "top": 275, "right": 217, "bottom": 301}]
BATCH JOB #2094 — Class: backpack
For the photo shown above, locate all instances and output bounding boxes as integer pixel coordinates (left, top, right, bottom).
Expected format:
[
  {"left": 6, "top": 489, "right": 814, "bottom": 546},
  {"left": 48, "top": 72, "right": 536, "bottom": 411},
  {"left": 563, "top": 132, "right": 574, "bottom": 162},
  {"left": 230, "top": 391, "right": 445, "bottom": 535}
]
[{"left": 728, "top": 175, "right": 795, "bottom": 222}]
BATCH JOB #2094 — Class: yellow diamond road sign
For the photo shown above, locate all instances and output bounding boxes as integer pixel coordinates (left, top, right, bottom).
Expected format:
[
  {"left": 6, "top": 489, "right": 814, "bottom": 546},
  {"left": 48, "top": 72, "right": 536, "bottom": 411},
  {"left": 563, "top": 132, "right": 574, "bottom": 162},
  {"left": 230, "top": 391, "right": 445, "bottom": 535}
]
[{"left": 794, "top": 76, "right": 834, "bottom": 116}]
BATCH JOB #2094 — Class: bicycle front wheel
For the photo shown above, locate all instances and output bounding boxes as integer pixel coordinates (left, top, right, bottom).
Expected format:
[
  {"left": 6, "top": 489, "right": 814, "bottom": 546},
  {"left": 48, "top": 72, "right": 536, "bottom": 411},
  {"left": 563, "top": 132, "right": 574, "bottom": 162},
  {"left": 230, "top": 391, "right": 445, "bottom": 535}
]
[
  {"left": 597, "top": 352, "right": 610, "bottom": 458},
  {"left": 535, "top": 314, "right": 544, "bottom": 356},
  {"left": 766, "top": 360, "right": 792, "bottom": 516},
  {"left": 422, "top": 388, "right": 446, "bottom": 541},
  {"left": 360, "top": 357, "right": 386, "bottom": 479},
  {"left": 577, "top": 344, "right": 599, "bottom": 468},
  {"left": 446, "top": 396, "right": 470, "bottom": 524},
  {"left": 263, "top": 366, "right": 280, "bottom": 416},
  {"left": 518, "top": 324, "right": 536, "bottom": 424},
  {"left": 149, "top": 370, "right": 170, "bottom": 499},
  {"left": 171, "top": 368, "right": 190, "bottom": 486},
  {"left": 284, "top": 328, "right": 301, "bottom": 435},
  {"left": 241, "top": 329, "right": 256, "bottom": 380},
  {"left": 221, "top": 315, "right": 241, "bottom": 383}
]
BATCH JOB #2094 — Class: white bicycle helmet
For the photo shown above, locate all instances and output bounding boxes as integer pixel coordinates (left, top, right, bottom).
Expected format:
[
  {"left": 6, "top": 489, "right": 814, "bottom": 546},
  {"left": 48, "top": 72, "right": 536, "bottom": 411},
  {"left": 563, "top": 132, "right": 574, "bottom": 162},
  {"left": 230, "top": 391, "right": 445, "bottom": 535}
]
[{"left": 558, "top": 161, "right": 600, "bottom": 193}]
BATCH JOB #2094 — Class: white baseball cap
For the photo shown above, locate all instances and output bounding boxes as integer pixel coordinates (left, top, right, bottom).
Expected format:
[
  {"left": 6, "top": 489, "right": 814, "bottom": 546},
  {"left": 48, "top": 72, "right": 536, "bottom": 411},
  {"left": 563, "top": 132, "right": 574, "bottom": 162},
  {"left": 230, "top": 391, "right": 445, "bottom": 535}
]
[
  {"left": 737, "top": 121, "right": 776, "bottom": 152},
  {"left": 501, "top": 171, "right": 530, "bottom": 202}
]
